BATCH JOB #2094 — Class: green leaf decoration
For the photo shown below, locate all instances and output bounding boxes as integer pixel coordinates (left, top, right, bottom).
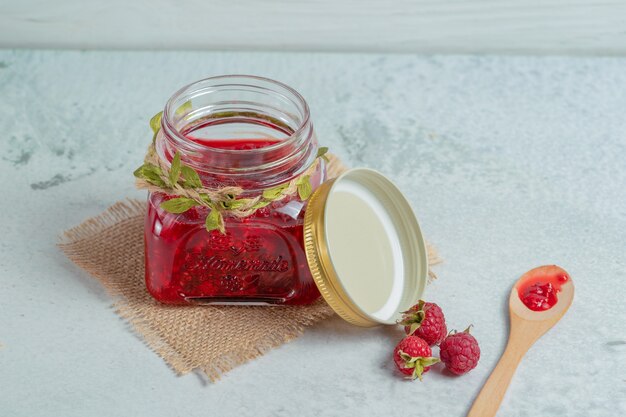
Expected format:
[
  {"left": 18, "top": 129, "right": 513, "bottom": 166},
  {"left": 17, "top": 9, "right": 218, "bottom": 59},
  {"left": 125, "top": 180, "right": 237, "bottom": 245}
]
[
  {"left": 133, "top": 163, "right": 167, "bottom": 187},
  {"left": 134, "top": 138, "right": 332, "bottom": 234},
  {"left": 296, "top": 175, "right": 313, "bottom": 200},
  {"left": 160, "top": 197, "right": 197, "bottom": 214},
  {"left": 221, "top": 199, "right": 242, "bottom": 210},
  {"left": 150, "top": 111, "right": 163, "bottom": 134},
  {"left": 176, "top": 100, "right": 192, "bottom": 116},
  {"left": 221, "top": 198, "right": 254, "bottom": 210},
  {"left": 169, "top": 152, "right": 181, "bottom": 185},
  {"left": 181, "top": 165, "right": 202, "bottom": 188},
  {"left": 199, "top": 193, "right": 213, "bottom": 205},
  {"left": 252, "top": 200, "right": 271, "bottom": 209},
  {"left": 205, "top": 208, "right": 224, "bottom": 233},
  {"left": 262, "top": 184, "right": 288, "bottom": 200},
  {"left": 316, "top": 146, "right": 329, "bottom": 162},
  {"left": 238, "top": 198, "right": 255, "bottom": 206},
  {"left": 133, "top": 164, "right": 149, "bottom": 179}
]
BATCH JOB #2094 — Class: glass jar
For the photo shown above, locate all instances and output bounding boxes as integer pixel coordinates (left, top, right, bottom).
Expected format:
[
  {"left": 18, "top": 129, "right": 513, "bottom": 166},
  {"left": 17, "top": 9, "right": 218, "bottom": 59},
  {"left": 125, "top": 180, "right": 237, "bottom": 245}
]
[{"left": 144, "top": 75, "right": 325, "bottom": 305}]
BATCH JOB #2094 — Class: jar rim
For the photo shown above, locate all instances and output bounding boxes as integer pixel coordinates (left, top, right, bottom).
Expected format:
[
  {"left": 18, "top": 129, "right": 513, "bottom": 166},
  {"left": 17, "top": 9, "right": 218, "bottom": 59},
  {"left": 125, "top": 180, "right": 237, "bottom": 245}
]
[{"left": 161, "top": 74, "right": 311, "bottom": 156}]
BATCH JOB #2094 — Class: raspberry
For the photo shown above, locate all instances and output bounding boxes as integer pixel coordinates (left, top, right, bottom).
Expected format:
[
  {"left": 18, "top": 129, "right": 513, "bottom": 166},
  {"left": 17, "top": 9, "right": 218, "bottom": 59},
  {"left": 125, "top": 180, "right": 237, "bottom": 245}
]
[
  {"left": 393, "top": 336, "right": 440, "bottom": 380},
  {"left": 439, "top": 326, "right": 481, "bottom": 375},
  {"left": 398, "top": 300, "right": 447, "bottom": 345}
]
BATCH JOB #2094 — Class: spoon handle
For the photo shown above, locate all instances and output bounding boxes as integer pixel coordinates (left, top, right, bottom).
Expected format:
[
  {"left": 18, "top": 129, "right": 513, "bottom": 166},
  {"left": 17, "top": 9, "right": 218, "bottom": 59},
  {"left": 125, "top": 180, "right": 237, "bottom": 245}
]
[{"left": 466, "top": 340, "right": 526, "bottom": 417}]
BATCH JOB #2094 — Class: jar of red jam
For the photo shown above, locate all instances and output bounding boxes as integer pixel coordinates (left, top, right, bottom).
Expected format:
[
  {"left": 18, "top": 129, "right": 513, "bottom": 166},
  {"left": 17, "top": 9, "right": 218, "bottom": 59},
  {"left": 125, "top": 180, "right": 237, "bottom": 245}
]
[{"left": 144, "top": 75, "right": 324, "bottom": 305}]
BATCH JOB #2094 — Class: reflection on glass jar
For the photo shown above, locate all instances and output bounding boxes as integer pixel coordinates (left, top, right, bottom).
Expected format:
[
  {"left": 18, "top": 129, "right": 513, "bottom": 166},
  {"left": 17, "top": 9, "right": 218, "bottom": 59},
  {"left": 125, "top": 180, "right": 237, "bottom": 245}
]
[{"left": 144, "top": 75, "right": 325, "bottom": 305}]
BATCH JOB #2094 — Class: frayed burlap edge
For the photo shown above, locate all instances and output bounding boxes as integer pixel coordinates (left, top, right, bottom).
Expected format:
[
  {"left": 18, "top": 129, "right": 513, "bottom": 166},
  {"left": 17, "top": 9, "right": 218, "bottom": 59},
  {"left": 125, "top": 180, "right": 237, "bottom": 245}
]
[{"left": 59, "top": 199, "right": 194, "bottom": 375}]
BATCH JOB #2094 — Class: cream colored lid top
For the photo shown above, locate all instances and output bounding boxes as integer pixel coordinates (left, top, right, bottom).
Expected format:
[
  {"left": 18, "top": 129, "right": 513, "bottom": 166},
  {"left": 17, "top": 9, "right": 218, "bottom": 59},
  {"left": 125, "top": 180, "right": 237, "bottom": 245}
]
[{"left": 303, "top": 169, "right": 428, "bottom": 327}]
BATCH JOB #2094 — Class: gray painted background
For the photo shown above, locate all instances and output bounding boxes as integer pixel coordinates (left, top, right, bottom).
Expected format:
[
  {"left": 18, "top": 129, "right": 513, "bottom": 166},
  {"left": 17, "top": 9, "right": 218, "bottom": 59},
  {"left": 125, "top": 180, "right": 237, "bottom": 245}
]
[{"left": 0, "top": 50, "right": 625, "bottom": 416}]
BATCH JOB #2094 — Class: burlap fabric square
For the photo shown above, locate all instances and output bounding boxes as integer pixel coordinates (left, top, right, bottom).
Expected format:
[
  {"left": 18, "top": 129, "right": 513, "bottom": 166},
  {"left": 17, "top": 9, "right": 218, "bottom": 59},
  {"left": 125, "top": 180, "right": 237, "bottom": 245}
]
[{"left": 59, "top": 155, "right": 441, "bottom": 381}]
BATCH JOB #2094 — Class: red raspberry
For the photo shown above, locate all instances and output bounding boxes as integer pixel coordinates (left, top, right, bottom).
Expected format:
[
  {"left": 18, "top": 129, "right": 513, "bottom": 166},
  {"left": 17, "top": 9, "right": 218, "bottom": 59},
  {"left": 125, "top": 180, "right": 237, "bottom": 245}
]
[
  {"left": 393, "top": 336, "right": 440, "bottom": 380},
  {"left": 439, "top": 326, "right": 481, "bottom": 375},
  {"left": 398, "top": 300, "right": 447, "bottom": 345}
]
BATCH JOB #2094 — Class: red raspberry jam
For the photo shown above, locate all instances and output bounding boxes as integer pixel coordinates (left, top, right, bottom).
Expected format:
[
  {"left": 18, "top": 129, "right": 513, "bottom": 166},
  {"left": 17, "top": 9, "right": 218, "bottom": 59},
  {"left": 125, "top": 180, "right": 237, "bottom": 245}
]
[
  {"left": 143, "top": 75, "right": 323, "bottom": 305},
  {"left": 145, "top": 174, "right": 320, "bottom": 305},
  {"left": 517, "top": 269, "right": 569, "bottom": 311}
]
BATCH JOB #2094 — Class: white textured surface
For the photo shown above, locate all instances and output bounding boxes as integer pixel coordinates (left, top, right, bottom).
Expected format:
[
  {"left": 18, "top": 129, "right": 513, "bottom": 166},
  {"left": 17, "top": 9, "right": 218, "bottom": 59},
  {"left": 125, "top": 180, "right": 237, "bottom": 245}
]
[
  {"left": 0, "top": 50, "right": 625, "bottom": 416},
  {"left": 2, "top": 1, "right": 626, "bottom": 54}
]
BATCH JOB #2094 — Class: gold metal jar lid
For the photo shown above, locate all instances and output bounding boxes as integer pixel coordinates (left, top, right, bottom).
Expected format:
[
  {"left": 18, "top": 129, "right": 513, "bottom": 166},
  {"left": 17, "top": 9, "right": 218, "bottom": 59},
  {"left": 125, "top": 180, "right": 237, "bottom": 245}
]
[{"left": 303, "top": 169, "right": 428, "bottom": 327}]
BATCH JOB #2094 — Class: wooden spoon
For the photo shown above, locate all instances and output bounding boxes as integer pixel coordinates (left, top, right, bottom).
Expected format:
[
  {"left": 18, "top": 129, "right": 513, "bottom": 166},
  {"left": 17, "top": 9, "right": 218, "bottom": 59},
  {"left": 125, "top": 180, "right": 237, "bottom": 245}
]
[{"left": 467, "top": 265, "right": 574, "bottom": 417}]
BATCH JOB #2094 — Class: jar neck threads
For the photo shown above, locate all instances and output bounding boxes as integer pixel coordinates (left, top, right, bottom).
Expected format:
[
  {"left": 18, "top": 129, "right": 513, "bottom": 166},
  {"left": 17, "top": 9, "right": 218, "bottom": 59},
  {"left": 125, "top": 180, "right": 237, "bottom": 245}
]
[{"left": 156, "top": 75, "right": 318, "bottom": 191}]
